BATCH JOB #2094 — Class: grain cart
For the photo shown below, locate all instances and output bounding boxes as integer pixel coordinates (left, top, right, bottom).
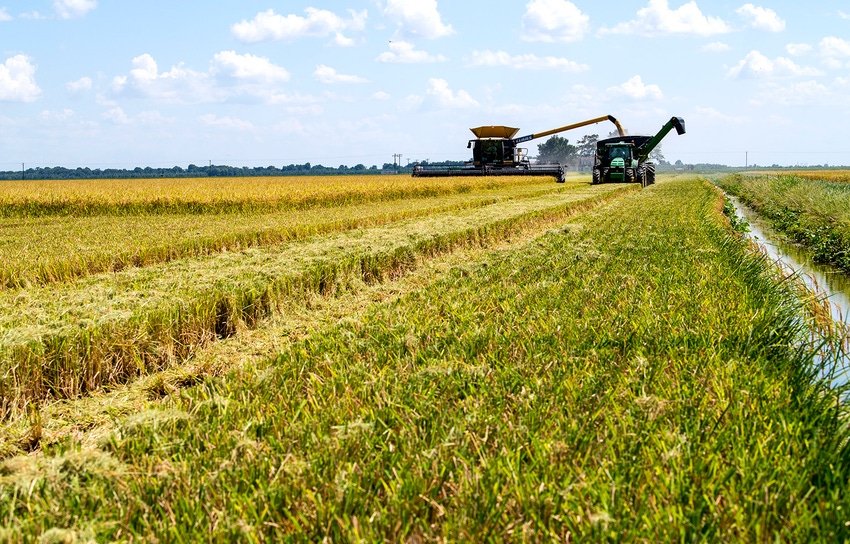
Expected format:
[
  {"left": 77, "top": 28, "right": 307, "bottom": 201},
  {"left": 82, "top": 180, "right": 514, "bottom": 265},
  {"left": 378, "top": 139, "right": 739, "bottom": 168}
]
[
  {"left": 412, "top": 115, "right": 624, "bottom": 183},
  {"left": 592, "top": 116, "right": 686, "bottom": 187}
]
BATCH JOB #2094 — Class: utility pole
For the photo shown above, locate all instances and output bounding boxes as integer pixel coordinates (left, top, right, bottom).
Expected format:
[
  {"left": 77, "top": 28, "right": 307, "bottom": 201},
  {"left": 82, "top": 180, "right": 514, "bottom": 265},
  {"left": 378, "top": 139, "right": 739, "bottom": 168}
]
[
  {"left": 745, "top": 151, "right": 748, "bottom": 168},
  {"left": 392, "top": 153, "right": 402, "bottom": 173},
  {"left": 21, "top": 163, "right": 24, "bottom": 181}
]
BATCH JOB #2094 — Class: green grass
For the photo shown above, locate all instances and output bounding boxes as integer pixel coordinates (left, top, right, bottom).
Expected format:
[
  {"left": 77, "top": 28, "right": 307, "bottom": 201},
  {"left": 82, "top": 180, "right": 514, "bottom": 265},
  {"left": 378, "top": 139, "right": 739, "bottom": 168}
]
[
  {"left": 2, "top": 176, "right": 848, "bottom": 541},
  {"left": 0, "top": 183, "right": 631, "bottom": 421},
  {"left": 717, "top": 173, "right": 850, "bottom": 273}
]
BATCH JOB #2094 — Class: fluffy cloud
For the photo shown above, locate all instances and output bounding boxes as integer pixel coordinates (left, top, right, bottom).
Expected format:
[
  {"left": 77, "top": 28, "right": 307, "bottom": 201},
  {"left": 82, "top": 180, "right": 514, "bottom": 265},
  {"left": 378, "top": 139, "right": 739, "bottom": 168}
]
[
  {"left": 0, "top": 55, "right": 42, "bottom": 102},
  {"left": 700, "top": 42, "right": 730, "bottom": 52},
  {"left": 375, "top": 41, "right": 446, "bottom": 63},
  {"left": 198, "top": 114, "right": 254, "bottom": 131},
  {"left": 211, "top": 51, "right": 290, "bottom": 83},
  {"left": 736, "top": 4, "right": 784, "bottom": 32},
  {"left": 313, "top": 65, "right": 367, "bottom": 84},
  {"left": 819, "top": 37, "right": 850, "bottom": 58},
  {"left": 726, "top": 50, "right": 822, "bottom": 78},
  {"left": 231, "top": 8, "right": 366, "bottom": 43},
  {"left": 606, "top": 75, "right": 663, "bottom": 100},
  {"left": 0, "top": 8, "right": 11, "bottom": 21},
  {"left": 111, "top": 52, "right": 300, "bottom": 104},
  {"left": 426, "top": 78, "right": 478, "bottom": 108},
  {"left": 54, "top": 0, "right": 97, "bottom": 19},
  {"left": 521, "top": 0, "right": 589, "bottom": 43},
  {"left": 839, "top": 11, "right": 850, "bottom": 20},
  {"left": 786, "top": 43, "right": 812, "bottom": 56},
  {"left": 66, "top": 76, "right": 92, "bottom": 94},
  {"left": 600, "top": 0, "right": 731, "bottom": 37},
  {"left": 382, "top": 0, "right": 454, "bottom": 39},
  {"left": 468, "top": 50, "right": 588, "bottom": 72}
]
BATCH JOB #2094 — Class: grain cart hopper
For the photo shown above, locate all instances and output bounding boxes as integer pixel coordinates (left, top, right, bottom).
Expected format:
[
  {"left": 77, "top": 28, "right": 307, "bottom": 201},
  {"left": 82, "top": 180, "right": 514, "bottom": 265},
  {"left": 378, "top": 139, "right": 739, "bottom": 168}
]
[
  {"left": 592, "top": 116, "right": 685, "bottom": 187},
  {"left": 413, "top": 115, "right": 625, "bottom": 183}
]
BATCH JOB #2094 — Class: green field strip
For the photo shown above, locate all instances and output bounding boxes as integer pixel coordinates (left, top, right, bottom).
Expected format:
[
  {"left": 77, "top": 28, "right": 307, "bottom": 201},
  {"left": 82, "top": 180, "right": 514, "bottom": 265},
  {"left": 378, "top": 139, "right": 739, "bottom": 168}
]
[
  {"left": 4, "top": 176, "right": 847, "bottom": 541},
  {"left": 0, "top": 183, "right": 633, "bottom": 419},
  {"left": 0, "top": 179, "right": 570, "bottom": 289}
]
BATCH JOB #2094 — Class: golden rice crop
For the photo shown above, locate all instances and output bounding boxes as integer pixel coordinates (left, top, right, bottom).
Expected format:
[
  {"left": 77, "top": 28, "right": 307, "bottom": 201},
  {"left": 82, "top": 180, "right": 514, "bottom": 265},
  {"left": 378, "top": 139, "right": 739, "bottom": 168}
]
[
  {"left": 0, "top": 179, "right": 568, "bottom": 288},
  {"left": 0, "top": 174, "right": 554, "bottom": 217}
]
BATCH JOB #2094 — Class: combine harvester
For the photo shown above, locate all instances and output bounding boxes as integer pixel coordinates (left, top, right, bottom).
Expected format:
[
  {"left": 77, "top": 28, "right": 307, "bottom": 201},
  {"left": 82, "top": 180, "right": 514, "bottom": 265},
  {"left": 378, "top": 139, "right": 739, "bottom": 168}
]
[
  {"left": 412, "top": 115, "right": 625, "bottom": 183},
  {"left": 592, "top": 116, "right": 686, "bottom": 187}
]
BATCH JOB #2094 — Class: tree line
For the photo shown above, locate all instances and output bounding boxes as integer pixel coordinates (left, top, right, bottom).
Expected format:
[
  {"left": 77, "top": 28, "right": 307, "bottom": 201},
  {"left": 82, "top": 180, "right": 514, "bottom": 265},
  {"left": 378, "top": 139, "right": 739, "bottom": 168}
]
[{"left": 0, "top": 161, "right": 465, "bottom": 181}]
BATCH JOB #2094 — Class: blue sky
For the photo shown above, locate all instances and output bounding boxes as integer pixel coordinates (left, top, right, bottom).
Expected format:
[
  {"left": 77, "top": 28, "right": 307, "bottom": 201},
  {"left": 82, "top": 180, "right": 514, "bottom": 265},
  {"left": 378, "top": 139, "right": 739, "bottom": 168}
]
[{"left": 1, "top": 0, "right": 849, "bottom": 170}]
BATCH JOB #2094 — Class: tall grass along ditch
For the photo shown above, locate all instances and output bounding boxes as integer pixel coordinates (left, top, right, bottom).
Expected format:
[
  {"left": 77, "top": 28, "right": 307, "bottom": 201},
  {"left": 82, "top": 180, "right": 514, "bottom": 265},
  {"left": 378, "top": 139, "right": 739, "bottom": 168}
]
[
  {"left": 0, "top": 184, "right": 632, "bottom": 420},
  {"left": 3, "top": 176, "right": 848, "bottom": 540},
  {"left": 718, "top": 172, "right": 850, "bottom": 273}
]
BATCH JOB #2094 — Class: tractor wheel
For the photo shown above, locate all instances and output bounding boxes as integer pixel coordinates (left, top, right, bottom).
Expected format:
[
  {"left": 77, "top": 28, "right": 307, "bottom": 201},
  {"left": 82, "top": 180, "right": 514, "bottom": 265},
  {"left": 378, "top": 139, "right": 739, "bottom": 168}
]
[
  {"left": 646, "top": 163, "right": 656, "bottom": 185},
  {"left": 601, "top": 168, "right": 610, "bottom": 183},
  {"left": 637, "top": 165, "right": 647, "bottom": 188},
  {"left": 625, "top": 168, "right": 635, "bottom": 184},
  {"left": 592, "top": 168, "right": 601, "bottom": 185}
]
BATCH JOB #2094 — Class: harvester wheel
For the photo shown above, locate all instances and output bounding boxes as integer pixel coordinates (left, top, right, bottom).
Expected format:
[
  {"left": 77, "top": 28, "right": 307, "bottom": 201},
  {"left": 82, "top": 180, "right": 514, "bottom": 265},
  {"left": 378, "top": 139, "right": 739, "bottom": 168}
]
[
  {"left": 646, "top": 163, "right": 656, "bottom": 185},
  {"left": 592, "top": 168, "right": 601, "bottom": 185},
  {"left": 625, "top": 168, "right": 635, "bottom": 184}
]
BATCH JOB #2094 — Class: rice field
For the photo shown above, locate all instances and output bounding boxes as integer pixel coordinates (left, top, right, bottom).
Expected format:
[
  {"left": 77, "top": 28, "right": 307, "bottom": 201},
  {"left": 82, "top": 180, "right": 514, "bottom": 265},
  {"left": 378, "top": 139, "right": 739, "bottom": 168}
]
[{"left": 1, "top": 173, "right": 849, "bottom": 541}]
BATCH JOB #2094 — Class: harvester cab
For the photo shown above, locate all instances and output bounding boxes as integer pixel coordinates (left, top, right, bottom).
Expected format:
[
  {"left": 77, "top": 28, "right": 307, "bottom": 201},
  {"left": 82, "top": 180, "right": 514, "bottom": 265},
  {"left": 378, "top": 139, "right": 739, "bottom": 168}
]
[
  {"left": 413, "top": 115, "right": 625, "bottom": 183},
  {"left": 592, "top": 116, "right": 685, "bottom": 187}
]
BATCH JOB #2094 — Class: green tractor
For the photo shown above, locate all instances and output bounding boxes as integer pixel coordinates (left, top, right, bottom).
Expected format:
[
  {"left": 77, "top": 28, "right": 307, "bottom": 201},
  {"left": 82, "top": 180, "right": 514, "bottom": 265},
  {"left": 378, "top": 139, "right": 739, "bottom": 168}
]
[{"left": 592, "top": 116, "right": 685, "bottom": 187}]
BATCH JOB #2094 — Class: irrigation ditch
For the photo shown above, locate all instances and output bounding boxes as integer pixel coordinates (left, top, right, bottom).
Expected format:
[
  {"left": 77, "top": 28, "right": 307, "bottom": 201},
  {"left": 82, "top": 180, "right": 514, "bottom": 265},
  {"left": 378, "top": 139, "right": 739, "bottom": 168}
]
[{"left": 727, "top": 194, "right": 850, "bottom": 382}]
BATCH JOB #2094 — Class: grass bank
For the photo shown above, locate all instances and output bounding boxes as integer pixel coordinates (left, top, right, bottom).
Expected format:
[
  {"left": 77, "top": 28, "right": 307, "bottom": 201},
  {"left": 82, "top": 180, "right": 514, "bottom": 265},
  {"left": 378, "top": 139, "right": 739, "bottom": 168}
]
[
  {"left": 2, "top": 176, "right": 847, "bottom": 541},
  {"left": 717, "top": 172, "right": 850, "bottom": 273}
]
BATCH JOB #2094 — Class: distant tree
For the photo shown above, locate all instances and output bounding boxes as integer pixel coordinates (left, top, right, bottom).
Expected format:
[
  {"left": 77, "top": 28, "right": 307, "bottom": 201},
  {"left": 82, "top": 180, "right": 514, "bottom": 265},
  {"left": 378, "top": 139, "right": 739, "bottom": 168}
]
[
  {"left": 649, "top": 145, "right": 666, "bottom": 164},
  {"left": 576, "top": 134, "right": 598, "bottom": 157},
  {"left": 537, "top": 136, "right": 577, "bottom": 164}
]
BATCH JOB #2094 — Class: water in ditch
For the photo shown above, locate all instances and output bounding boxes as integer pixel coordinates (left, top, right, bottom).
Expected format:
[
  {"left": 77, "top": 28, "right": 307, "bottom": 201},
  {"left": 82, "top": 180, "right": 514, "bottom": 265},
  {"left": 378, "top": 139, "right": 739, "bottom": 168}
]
[{"left": 728, "top": 196, "right": 850, "bottom": 385}]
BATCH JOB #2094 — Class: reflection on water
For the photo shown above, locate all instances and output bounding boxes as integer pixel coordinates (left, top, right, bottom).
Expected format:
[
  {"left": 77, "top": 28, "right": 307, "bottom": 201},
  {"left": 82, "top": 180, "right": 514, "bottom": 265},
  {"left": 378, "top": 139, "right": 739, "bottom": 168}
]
[{"left": 728, "top": 196, "right": 850, "bottom": 383}]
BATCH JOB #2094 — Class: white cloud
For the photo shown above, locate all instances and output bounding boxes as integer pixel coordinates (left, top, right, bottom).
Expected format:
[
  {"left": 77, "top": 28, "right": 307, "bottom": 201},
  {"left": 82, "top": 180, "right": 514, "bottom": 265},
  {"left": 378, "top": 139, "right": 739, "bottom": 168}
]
[
  {"left": 54, "top": 0, "right": 96, "bottom": 19},
  {"left": 426, "top": 78, "right": 478, "bottom": 108},
  {"left": 38, "top": 109, "right": 76, "bottom": 122},
  {"left": 231, "top": 8, "right": 366, "bottom": 43},
  {"left": 600, "top": 0, "right": 731, "bottom": 37},
  {"left": 375, "top": 41, "right": 446, "bottom": 63},
  {"left": 736, "top": 4, "right": 784, "bottom": 32},
  {"left": 103, "top": 106, "right": 129, "bottom": 124},
  {"left": 521, "top": 0, "right": 589, "bottom": 43},
  {"left": 727, "top": 50, "right": 822, "bottom": 78},
  {"left": 382, "top": 0, "right": 454, "bottom": 39},
  {"left": 111, "top": 53, "right": 303, "bottom": 104},
  {"left": 819, "top": 36, "right": 850, "bottom": 58},
  {"left": 198, "top": 114, "right": 254, "bottom": 131},
  {"left": 754, "top": 80, "right": 832, "bottom": 106},
  {"left": 66, "top": 76, "right": 92, "bottom": 94},
  {"left": 701, "top": 42, "right": 730, "bottom": 52},
  {"left": 0, "top": 55, "right": 42, "bottom": 102},
  {"left": 839, "top": 11, "right": 850, "bottom": 20},
  {"left": 371, "top": 91, "right": 391, "bottom": 100},
  {"left": 0, "top": 8, "right": 11, "bottom": 21},
  {"left": 313, "top": 65, "right": 367, "bottom": 84},
  {"left": 210, "top": 51, "right": 290, "bottom": 83},
  {"left": 468, "top": 50, "right": 588, "bottom": 72},
  {"left": 694, "top": 106, "right": 747, "bottom": 124},
  {"left": 785, "top": 43, "right": 812, "bottom": 56},
  {"left": 606, "top": 75, "right": 663, "bottom": 100}
]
